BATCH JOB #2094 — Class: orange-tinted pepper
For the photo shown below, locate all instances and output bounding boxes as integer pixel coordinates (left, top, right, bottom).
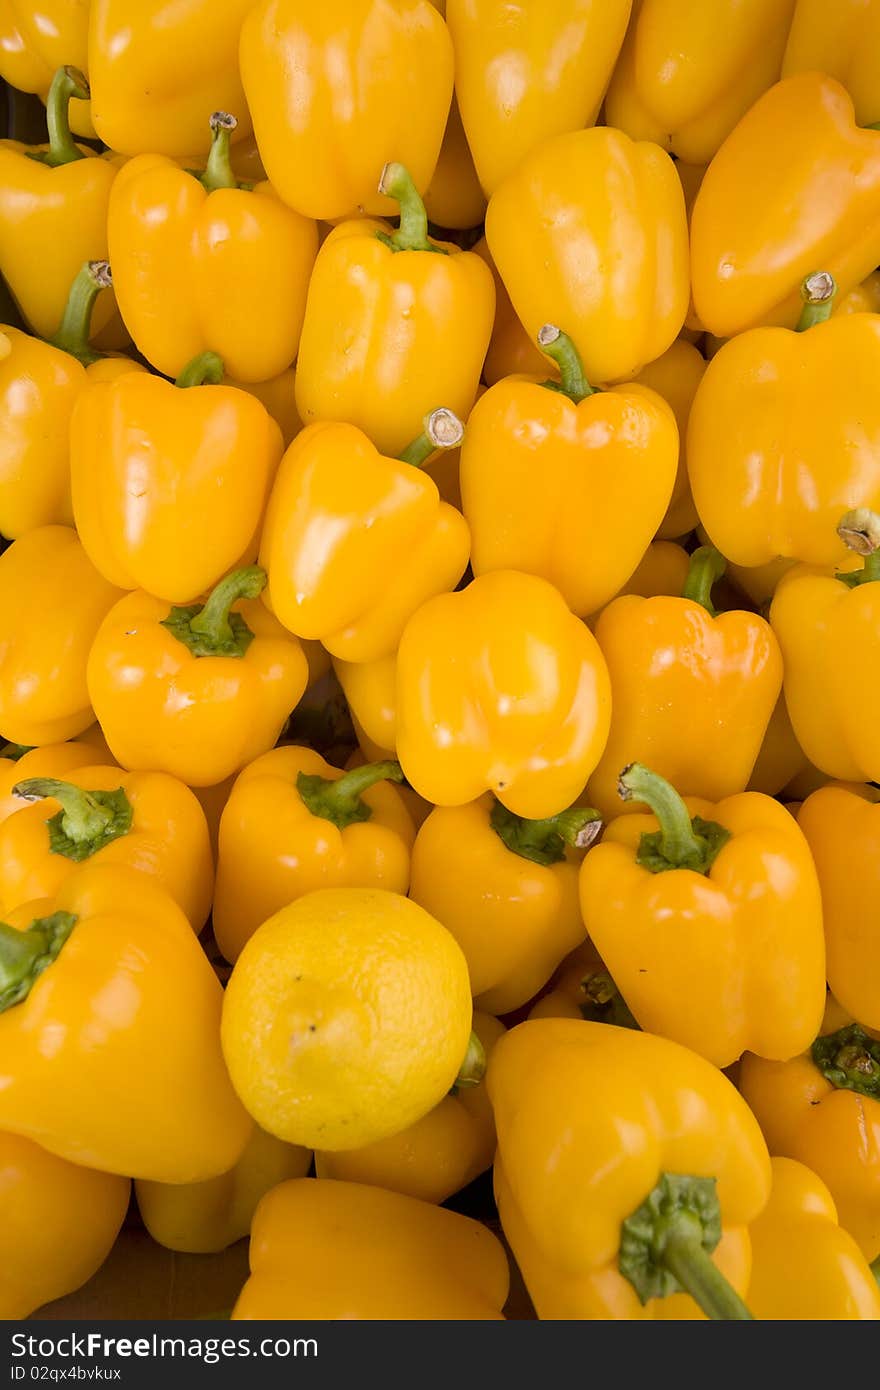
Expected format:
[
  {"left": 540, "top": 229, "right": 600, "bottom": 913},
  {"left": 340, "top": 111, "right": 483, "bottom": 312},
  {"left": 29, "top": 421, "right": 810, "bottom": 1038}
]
[{"left": 783, "top": 0, "right": 880, "bottom": 127}]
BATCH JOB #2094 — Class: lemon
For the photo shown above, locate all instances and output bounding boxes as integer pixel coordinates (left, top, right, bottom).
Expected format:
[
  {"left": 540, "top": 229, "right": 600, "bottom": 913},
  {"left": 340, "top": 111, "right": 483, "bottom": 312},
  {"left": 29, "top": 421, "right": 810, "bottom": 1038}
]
[{"left": 220, "top": 887, "right": 473, "bottom": 1150}]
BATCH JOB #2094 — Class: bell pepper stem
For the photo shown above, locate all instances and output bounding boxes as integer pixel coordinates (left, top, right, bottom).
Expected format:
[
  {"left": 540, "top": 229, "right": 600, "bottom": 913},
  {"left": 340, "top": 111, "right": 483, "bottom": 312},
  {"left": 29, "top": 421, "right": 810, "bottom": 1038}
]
[
  {"left": 537, "top": 325, "right": 595, "bottom": 402},
  {"left": 1, "top": 743, "right": 33, "bottom": 761},
  {"left": 398, "top": 408, "right": 464, "bottom": 468},
  {"left": 13, "top": 778, "right": 111, "bottom": 842},
  {"left": 580, "top": 970, "right": 639, "bottom": 1030},
  {"left": 451, "top": 1030, "right": 486, "bottom": 1092},
  {"left": 48, "top": 261, "right": 112, "bottom": 366},
  {"left": 618, "top": 763, "right": 730, "bottom": 874},
  {"left": 659, "top": 1212, "right": 754, "bottom": 1320},
  {"left": 175, "top": 351, "right": 225, "bottom": 388},
  {"left": 0, "top": 912, "right": 76, "bottom": 1013},
  {"left": 377, "top": 163, "right": 445, "bottom": 254},
  {"left": 189, "top": 567, "right": 266, "bottom": 648},
  {"left": 199, "top": 112, "right": 239, "bottom": 192},
  {"left": 812, "top": 1024, "right": 880, "bottom": 1099},
  {"left": 490, "top": 799, "right": 602, "bottom": 867},
  {"left": 682, "top": 545, "right": 726, "bottom": 614},
  {"left": 796, "top": 271, "right": 836, "bottom": 331},
  {"left": 836, "top": 509, "right": 880, "bottom": 585},
  {"left": 296, "top": 760, "right": 404, "bottom": 831},
  {"left": 40, "top": 65, "right": 89, "bottom": 167}
]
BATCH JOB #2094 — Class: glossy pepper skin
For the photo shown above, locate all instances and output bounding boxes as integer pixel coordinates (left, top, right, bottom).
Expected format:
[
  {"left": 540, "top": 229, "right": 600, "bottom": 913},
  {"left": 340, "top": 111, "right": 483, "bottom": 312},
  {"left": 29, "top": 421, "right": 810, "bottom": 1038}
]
[
  {"left": 316, "top": 1011, "right": 504, "bottom": 1204},
  {"left": 0, "top": 764, "right": 213, "bottom": 929},
  {"left": 447, "top": 0, "right": 631, "bottom": 196},
  {"left": 136, "top": 1126, "right": 311, "bottom": 1255},
  {"left": 605, "top": 0, "right": 795, "bottom": 165},
  {"left": 332, "top": 654, "right": 398, "bottom": 761},
  {"left": 690, "top": 75, "right": 880, "bottom": 337},
  {"left": 71, "top": 354, "right": 283, "bottom": 603},
  {"left": 213, "top": 746, "right": 414, "bottom": 963},
  {"left": 232, "top": 1178, "right": 509, "bottom": 1319},
  {"left": 423, "top": 99, "right": 486, "bottom": 232},
  {"left": 608, "top": 539, "right": 690, "bottom": 605},
  {"left": 586, "top": 549, "right": 783, "bottom": 819},
  {"left": 396, "top": 570, "right": 612, "bottom": 820},
  {"left": 0, "top": 863, "right": 252, "bottom": 1181},
  {"left": 579, "top": 765, "right": 826, "bottom": 1068},
  {"left": 409, "top": 794, "right": 595, "bottom": 1014},
  {"left": 88, "top": 0, "right": 254, "bottom": 158},
  {"left": 783, "top": 0, "right": 880, "bottom": 127},
  {"left": 489, "top": 1018, "right": 771, "bottom": 1320},
  {"left": 0, "top": 1130, "right": 130, "bottom": 1319},
  {"left": 240, "top": 1, "right": 453, "bottom": 223},
  {"left": 747, "top": 1156, "right": 880, "bottom": 1320},
  {"left": 486, "top": 127, "right": 689, "bottom": 385},
  {"left": 259, "top": 417, "right": 470, "bottom": 664},
  {"left": 747, "top": 695, "right": 809, "bottom": 798},
  {"left": 473, "top": 237, "right": 550, "bottom": 388},
  {"left": 460, "top": 328, "right": 677, "bottom": 618},
  {"left": 295, "top": 165, "right": 494, "bottom": 458},
  {"left": 108, "top": 115, "right": 318, "bottom": 384},
  {"left": 0, "top": 1, "right": 94, "bottom": 136},
  {"left": 88, "top": 567, "right": 308, "bottom": 788},
  {"left": 0, "top": 526, "right": 123, "bottom": 746},
  {"left": 633, "top": 338, "right": 705, "bottom": 539}
]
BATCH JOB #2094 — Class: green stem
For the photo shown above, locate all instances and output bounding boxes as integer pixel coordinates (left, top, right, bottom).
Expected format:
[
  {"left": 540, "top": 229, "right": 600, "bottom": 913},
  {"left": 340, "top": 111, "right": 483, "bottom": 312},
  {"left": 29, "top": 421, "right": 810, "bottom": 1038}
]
[
  {"left": 1, "top": 743, "right": 33, "bottom": 761},
  {"left": 296, "top": 760, "right": 404, "bottom": 831},
  {"left": 490, "top": 799, "right": 602, "bottom": 867},
  {"left": 682, "top": 545, "right": 726, "bottom": 615},
  {"left": 450, "top": 1030, "right": 486, "bottom": 1094},
  {"left": 12, "top": 778, "right": 133, "bottom": 861},
  {"left": 660, "top": 1214, "right": 754, "bottom": 1320},
  {"left": 811, "top": 1024, "right": 880, "bottom": 1100},
  {"left": 376, "top": 163, "right": 446, "bottom": 254},
  {"left": 29, "top": 65, "right": 88, "bottom": 167},
  {"left": 0, "top": 912, "right": 76, "bottom": 1013},
  {"left": 199, "top": 112, "right": 240, "bottom": 192},
  {"left": 47, "top": 261, "right": 112, "bottom": 366},
  {"left": 161, "top": 566, "right": 266, "bottom": 659},
  {"left": 537, "top": 325, "right": 595, "bottom": 402},
  {"left": 398, "top": 407, "right": 463, "bottom": 467},
  {"left": 175, "top": 351, "right": 224, "bottom": 389},
  {"left": 579, "top": 970, "right": 639, "bottom": 1030},
  {"left": 836, "top": 509, "right": 880, "bottom": 586},
  {"left": 618, "top": 763, "right": 730, "bottom": 875},
  {"left": 796, "top": 271, "right": 836, "bottom": 331}
]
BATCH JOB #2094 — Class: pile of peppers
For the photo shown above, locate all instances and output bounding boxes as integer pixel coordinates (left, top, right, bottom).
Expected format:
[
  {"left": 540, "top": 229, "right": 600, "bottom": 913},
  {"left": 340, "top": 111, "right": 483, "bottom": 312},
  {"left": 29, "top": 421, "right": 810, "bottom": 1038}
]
[{"left": 2, "top": 0, "right": 880, "bottom": 1325}]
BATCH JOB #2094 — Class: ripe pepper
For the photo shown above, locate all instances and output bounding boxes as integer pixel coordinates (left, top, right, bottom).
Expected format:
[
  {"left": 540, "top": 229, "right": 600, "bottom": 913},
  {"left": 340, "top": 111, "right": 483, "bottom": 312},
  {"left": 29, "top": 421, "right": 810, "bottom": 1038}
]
[
  {"left": 528, "top": 940, "right": 638, "bottom": 1027},
  {"left": 739, "top": 1003, "right": 880, "bottom": 1261},
  {"left": 485, "top": 126, "right": 689, "bottom": 384},
  {"left": 316, "top": 1011, "right": 504, "bottom": 1204},
  {"left": 136, "top": 1125, "right": 311, "bottom": 1255},
  {"left": 579, "top": 764, "right": 826, "bottom": 1068},
  {"left": 690, "top": 74, "right": 880, "bottom": 337},
  {"left": 409, "top": 794, "right": 597, "bottom": 1014},
  {"left": 295, "top": 165, "right": 493, "bottom": 457},
  {"left": 71, "top": 352, "right": 283, "bottom": 603},
  {"left": 446, "top": 0, "right": 631, "bottom": 196},
  {"left": 0, "top": 1, "right": 94, "bottom": 136},
  {"left": 226, "top": 367, "right": 302, "bottom": 449},
  {"left": 88, "top": 0, "right": 254, "bottom": 158},
  {"left": 604, "top": 0, "right": 795, "bottom": 165},
  {"left": 747, "top": 695, "right": 809, "bottom": 798},
  {"left": 0, "top": 764, "right": 213, "bottom": 929},
  {"left": 686, "top": 275, "right": 880, "bottom": 567},
  {"left": 783, "top": 0, "right": 880, "bottom": 128},
  {"left": 473, "top": 238, "right": 551, "bottom": 388},
  {"left": 834, "top": 269, "right": 880, "bottom": 317},
  {"left": 232, "top": 1178, "right": 509, "bottom": 1319},
  {"left": 460, "top": 327, "right": 677, "bottom": 617},
  {"left": 259, "top": 412, "right": 470, "bottom": 664},
  {"left": 586, "top": 547, "right": 783, "bottom": 819},
  {"left": 108, "top": 113, "right": 318, "bottom": 384},
  {"left": 0, "top": 1130, "right": 130, "bottom": 1318},
  {"left": 489, "top": 1017, "right": 770, "bottom": 1319},
  {"left": 332, "top": 654, "right": 398, "bottom": 761},
  {"left": 797, "top": 782, "right": 880, "bottom": 1030},
  {"left": 0, "top": 862, "right": 252, "bottom": 1181},
  {"left": 632, "top": 338, "right": 705, "bottom": 539},
  {"left": 213, "top": 746, "right": 414, "bottom": 963},
  {"left": 87, "top": 566, "right": 308, "bottom": 788},
  {"left": 747, "top": 1156, "right": 880, "bottom": 1320},
  {"left": 608, "top": 540, "right": 690, "bottom": 605},
  {"left": 0, "top": 741, "right": 111, "bottom": 825},
  {"left": 240, "top": 1, "right": 453, "bottom": 222},
  {"left": 423, "top": 98, "right": 486, "bottom": 232},
  {"left": 396, "top": 570, "right": 612, "bottom": 819},
  {"left": 0, "top": 526, "right": 123, "bottom": 746}
]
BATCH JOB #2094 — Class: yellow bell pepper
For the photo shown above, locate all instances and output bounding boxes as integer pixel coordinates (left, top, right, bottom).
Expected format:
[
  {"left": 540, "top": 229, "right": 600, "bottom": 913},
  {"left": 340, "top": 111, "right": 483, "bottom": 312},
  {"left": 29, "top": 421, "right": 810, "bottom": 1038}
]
[
  {"left": 423, "top": 98, "right": 486, "bottom": 232},
  {"left": 489, "top": 1017, "right": 771, "bottom": 1319},
  {"left": 473, "top": 238, "right": 551, "bottom": 388},
  {"left": 447, "top": 0, "right": 631, "bottom": 196},
  {"left": 747, "top": 1156, "right": 880, "bottom": 1319},
  {"left": 87, "top": 567, "right": 308, "bottom": 788},
  {"left": 0, "top": 526, "right": 123, "bottom": 746},
  {"left": 633, "top": 338, "right": 705, "bottom": 539},
  {"left": 0, "top": 1130, "right": 129, "bottom": 1318},
  {"left": 605, "top": 0, "right": 795, "bottom": 165},
  {"left": 88, "top": 0, "right": 254, "bottom": 157},
  {"left": 607, "top": 540, "right": 690, "bottom": 605},
  {"left": 690, "top": 74, "right": 880, "bottom": 337},
  {"left": 136, "top": 1125, "right": 311, "bottom": 1255},
  {"left": 240, "top": 0, "right": 453, "bottom": 222},
  {"left": 316, "top": 1011, "right": 504, "bottom": 1204},
  {"left": 486, "top": 126, "right": 689, "bottom": 384},
  {"left": 332, "top": 654, "right": 398, "bottom": 762},
  {"left": 71, "top": 352, "right": 283, "bottom": 603},
  {"left": 0, "top": 741, "right": 111, "bottom": 825},
  {"left": 747, "top": 695, "right": 809, "bottom": 797},
  {"left": 726, "top": 555, "right": 797, "bottom": 609},
  {"left": 409, "top": 794, "right": 596, "bottom": 1014},
  {"left": 783, "top": 0, "right": 880, "bottom": 127},
  {"left": 460, "top": 327, "right": 678, "bottom": 617},
  {"left": 0, "top": 764, "right": 213, "bottom": 929},
  {"left": 108, "top": 114, "right": 318, "bottom": 384},
  {"left": 225, "top": 367, "right": 301, "bottom": 450},
  {"left": 834, "top": 269, "right": 880, "bottom": 317},
  {"left": 0, "top": 2, "right": 93, "bottom": 136},
  {"left": 295, "top": 165, "right": 493, "bottom": 457},
  {"left": 579, "top": 764, "right": 826, "bottom": 1068},
  {"left": 213, "top": 745, "right": 414, "bottom": 963},
  {"left": 259, "top": 413, "right": 470, "bottom": 663},
  {"left": 396, "top": 570, "right": 612, "bottom": 819},
  {"left": 232, "top": 1177, "right": 509, "bottom": 1319},
  {"left": 0, "top": 862, "right": 252, "bottom": 1181},
  {"left": 528, "top": 940, "right": 638, "bottom": 1027},
  {"left": 586, "top": 547, "right": 783, "bottom": 820}
]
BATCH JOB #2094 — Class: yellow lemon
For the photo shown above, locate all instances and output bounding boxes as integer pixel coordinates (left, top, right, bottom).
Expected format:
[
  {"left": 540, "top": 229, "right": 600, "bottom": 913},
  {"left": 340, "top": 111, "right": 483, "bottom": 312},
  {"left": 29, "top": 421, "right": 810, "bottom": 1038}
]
[{"left": 220, "top": 887, "right": 473, "bottom": 1150}]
